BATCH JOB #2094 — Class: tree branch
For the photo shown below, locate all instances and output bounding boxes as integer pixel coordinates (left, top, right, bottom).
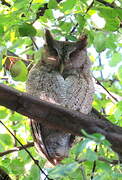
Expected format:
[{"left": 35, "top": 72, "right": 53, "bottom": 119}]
[
  {"left": 1, "top": 0, "right": 11, "bottom": 7},
  {"left": 0, "top": 142, "right": 34, "bottom": 157},
  {"left": 0, "top": 84, "right": 122, "bottom": 162},
  {"left": 96, "top": 0, "right": 116, "bottom": 8},
  {"left": 78, "top": 156, "right": 119, "bottom": 165},
  {"left": 94, "top": 77, "right": 118, "bottom": 102}
]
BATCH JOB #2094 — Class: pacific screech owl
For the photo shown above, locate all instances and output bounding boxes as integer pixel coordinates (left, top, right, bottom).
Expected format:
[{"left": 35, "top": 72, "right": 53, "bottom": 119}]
[{"left": 26, "top": 30, "right": 94, "bottom": 165}]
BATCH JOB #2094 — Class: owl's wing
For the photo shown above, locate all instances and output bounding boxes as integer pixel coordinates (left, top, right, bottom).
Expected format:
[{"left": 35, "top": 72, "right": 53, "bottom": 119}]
[{"left": 26, "top": 65, "right": 72, "bottom": 165}]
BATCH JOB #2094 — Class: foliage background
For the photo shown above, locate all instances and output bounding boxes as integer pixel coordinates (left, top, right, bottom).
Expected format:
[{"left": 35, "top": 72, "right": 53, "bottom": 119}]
[{"left": 0, "top": 0, "right": 122, "bottom": 179}]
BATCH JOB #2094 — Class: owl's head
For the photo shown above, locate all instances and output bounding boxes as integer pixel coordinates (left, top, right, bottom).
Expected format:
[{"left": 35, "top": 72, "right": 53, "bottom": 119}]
[{"left": 45, "top": 29, "right": 88, "bottom": 71}]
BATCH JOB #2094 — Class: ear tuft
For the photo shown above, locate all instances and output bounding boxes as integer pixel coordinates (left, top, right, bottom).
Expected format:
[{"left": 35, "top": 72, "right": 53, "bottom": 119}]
[
  {"left": 79, "top": 34, "right": 87, "bottom": 41},
  {"left": 45, "top": 29, "right": 54, "bottom": 46},
  {"left": 77, "top": 34, "right": 87, "bottom": 50}
]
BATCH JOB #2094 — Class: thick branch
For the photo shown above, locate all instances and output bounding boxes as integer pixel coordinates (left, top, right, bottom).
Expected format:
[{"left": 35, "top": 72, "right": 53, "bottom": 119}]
[{"left": 0, "top": 84, "right": 122, "bottom": 162}]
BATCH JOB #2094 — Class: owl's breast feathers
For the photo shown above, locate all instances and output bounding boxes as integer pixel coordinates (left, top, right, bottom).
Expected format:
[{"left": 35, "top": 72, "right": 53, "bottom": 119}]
[{"left": 26, "top": 62, "right": 94, "bottom": 165}]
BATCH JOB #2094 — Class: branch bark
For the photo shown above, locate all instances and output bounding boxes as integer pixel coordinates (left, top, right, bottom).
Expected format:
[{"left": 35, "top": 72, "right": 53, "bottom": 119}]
[
  {"left": 0, "top": 142, "right": 34, "bottom": 157},
  {"left": 0, "top": 84, "right": 122, "bottom": 162}
]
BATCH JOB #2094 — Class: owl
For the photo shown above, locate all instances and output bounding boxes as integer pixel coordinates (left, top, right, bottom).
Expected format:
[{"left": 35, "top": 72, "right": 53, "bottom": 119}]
[{"left": 26, "top": 30, "right": 94, "bottom": 165}]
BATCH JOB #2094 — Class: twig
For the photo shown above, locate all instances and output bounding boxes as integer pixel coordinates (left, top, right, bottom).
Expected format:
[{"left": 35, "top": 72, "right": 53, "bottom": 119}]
[
  {"left": 30, "top": 37, "right": 39, "bottom": 50},
  {"left": 98, "top": 53, "right": 104, "bottom": 80},
  {"left": 94, "top": 77, "right": 118, "bottom": 102},
  {"left": 0, "top": 120, "right": 52, "bottom": 180},
  {"left": 79, "top": 166, "right": 87, "bottom": 180},
  {"left": 78, "top": 157, "right": 119, "bottom": 165},
  {"left": 90, "top": 146, "right": 97, "bottom": 180},
  {"left": 70, "top": 0, "right": 94, "bottom": 34},
  {"left": 28, "top": 0, "right": 33, "bottom": 10},
  {"left": 97, "top": 53, "right": 106, "bottom": 114},
  {"left": 1, "top": 0, "right": 11, "bottom": 7},
  {"left": 0, "top": 142, "right": 34, "bottom": 157},
  {"left": 96, "top": 0, "right": 115, "bottom": 8}
]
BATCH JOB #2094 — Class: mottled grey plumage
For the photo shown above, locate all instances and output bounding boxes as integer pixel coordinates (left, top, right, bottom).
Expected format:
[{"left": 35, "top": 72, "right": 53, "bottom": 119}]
[{"left": 26, "top": 30, "right": 94, "bottom": 165}]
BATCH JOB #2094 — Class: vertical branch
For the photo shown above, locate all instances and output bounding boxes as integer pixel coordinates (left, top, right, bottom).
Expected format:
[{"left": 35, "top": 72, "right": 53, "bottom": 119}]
[
  {"left": 90, "top": 146, "right": 97, "bottom": 180},
  {"left": 98, "top": 53, "right": 104, "bottom": 80}
]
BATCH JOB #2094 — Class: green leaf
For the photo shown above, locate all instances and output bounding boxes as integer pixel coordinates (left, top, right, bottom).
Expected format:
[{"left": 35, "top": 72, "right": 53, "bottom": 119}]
[
  {"left": 85, "top": 149, "right": 98, "bottom": 161},
  {"left": 104, "top": 17, "right": 120, "bottom": 31},
  {"left": 0, "top": 134, "right": 13, "bottom": 146},
  {"left": 0, "top": 108, "right": 8, "bottom": 119},
  {"left": 48, "top": 0, "right": 58, "bottom": 9},
  {"left": 104, "top": 0, "right": 114, "bottom": 2},
  {"left": 44, "top": 9, "right": 54, "bottom": 19},
  {"left": 0, "top": 15, "right": 11, "bottom": 24},
  {"left": 97, "top": 7, "right": 120, "bottom": 31},
  {"left": 109, "top": 53, "right": 122, "bottom": 67},
  {"left": 10, "top": 159, "right": 25, "bottom": 175},
  {"left": 60, "top": 21, "right": 72, "bottom": 32},
  {"left": 9, "top": 112, "right": 24, "bottom": 122},
  {"left": 65, "top": 35, "right": 77, "bottom": 41},
  {"left": 117, "top": 101, "right": 122, "bottom": 111},
  {"left": 93, "top": 32, "right": 106, "bottom": 52},
  {"left": 98, "top": 7, "right": 118, "bottom": 19},
  {"left": 61, "top": 0, "right": 76, "bottom": 12},
  {"left": 105, "top": 34, "right": 117, "bottom": 49},
  {"left": 0, "top": 25, "right": 4, "bottom": 36},
  {"left": 10, "top": 60, "right": 28, "bottom": 82},
  {"left": 74, "top": 139, "right": 90, "bottom": 156},
  {"left": 18, "top": 23, "right": 37, "bottom": 37},
  {"left": 116, "top": 8, "right": 122, "bottom": 21},
  {"left": 76, "top": 15, "right": 85, "bottom": 31},
  {"left": 29, "top": 164, "right": 40, "bottom": 180},
  {"left": 97, "top": 161, "right": 112, "bottom": 172},
  {"left": 49, "top": 162, "right": 79, "bottom": 178},
  {"left": 0, "top": 55, "right": 2, "bottom": 70},
  {"left": 117, "top": 65, "right": 122, "bottom": 82}
]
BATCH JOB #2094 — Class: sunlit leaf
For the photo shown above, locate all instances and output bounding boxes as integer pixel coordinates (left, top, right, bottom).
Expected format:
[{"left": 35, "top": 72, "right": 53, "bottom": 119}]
[
  {"left": 0, "top": 134, "right": 13, "bottom": 146},
  {"left": 117, "top": 65, "right": 122, "bottom": 82},
  {"left": 10, "top": 159, "right": 25, "bottom": 175},
  {"left": 104, "top": 17, "right": 120, "bottom": 31},
  {"left": 0, "top": 108, "right": 8, "bottom": 119},
  {"left": 109, "top": 53, "right": 122, "bottom": 67},
  {"left": 76, "top": 15, "right": 85, "bottom": 31},
  {"left": 60, "top": 0, "right": 76, "bottom": 12},
  {"left": 60, "top": 21, "right": 72, "bottom": 32},
  {"left": 48, "top": 0, "right": 58, "bottom": 9},
  {"left": 44, "top": 9, "right": 54, "bottom": 19}
]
